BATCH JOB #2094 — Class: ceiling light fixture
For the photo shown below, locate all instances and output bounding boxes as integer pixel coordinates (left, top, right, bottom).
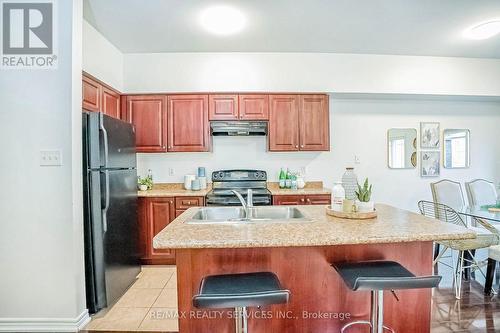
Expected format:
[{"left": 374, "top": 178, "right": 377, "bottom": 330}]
[
  {"left": 464, "top": 19, "right": 500, "bottom": 40},
  {"left": 200, "top": 5, "right": 246, "bottom": 36}
]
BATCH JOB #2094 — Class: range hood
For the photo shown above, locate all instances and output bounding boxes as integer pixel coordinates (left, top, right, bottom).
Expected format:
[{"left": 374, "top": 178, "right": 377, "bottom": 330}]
[{"left": 210, "top": 121, "right": 267, "bottom": 136}]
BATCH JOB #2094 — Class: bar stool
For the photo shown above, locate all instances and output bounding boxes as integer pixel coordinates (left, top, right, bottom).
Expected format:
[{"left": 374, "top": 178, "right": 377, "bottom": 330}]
[
  {"left": 332, "top": 260, "right": 441, "bottom": 333},
  {"left": 193, "top": 272, "right": 290, "bottom": 333}
]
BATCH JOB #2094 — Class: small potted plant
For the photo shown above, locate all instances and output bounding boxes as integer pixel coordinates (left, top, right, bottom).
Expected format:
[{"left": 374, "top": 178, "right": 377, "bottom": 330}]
[
  {"left": 355, "top": 178, "right": 374, "bottom": 213},
  {"left": 137, "top": 176, "right": 153, "bottom": 191}
]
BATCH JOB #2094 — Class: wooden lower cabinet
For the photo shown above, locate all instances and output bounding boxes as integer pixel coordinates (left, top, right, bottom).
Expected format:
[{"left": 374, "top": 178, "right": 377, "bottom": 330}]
[
  {"left": 138, "top": 197, "right": 175, "bottom": 265},
  {"left": 305, "top": 194, "right": 331, "bottom": 205},
  {"left": 273, "top": 194, "right": 331, "bottom": 206},
  {"left": 138, "top": 196, "right": 205, "bottom": 264}
]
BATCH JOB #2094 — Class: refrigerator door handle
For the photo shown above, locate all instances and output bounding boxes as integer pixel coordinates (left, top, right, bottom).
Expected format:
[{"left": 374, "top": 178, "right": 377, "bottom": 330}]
[
  {"left": 99, "top": 114, "right": 109, "bottom": 168},
  {"left": 101, "top": 170, "right": 110, "bottom": 234}
]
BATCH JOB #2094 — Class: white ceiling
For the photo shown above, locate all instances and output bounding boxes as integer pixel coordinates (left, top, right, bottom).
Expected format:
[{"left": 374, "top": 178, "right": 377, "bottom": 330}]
[{"left": 84, "top": 0, "right": 500, "bottom": 58}]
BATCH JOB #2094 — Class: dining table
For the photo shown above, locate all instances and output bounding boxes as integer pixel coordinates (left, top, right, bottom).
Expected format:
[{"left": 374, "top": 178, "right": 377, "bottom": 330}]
[
  {"left": 458, "top": 205, "right": 500, "bottom": 224},
  {"left": 457, "top": 204, "right": 500, "bottom": 294}
]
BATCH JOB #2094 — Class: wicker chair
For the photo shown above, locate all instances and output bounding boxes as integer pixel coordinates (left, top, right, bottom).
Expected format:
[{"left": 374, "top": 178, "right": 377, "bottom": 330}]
[{"left": 418, "top": 200, "right": 498, "bottom": 299}]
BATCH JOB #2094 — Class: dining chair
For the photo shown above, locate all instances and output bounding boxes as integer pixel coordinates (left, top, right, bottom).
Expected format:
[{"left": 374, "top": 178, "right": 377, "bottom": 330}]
[
  {"left": 418, "top": 200, "right": 498, "bottom": 299},
  {"left": 431, "top": 179, "right": 466, "bottom": 211},
  {"left": 465, "top": 179, "right": 498, "bottom": 207},
  {"left": 430, "top": 180, "right": 467, "bottom": 260}
]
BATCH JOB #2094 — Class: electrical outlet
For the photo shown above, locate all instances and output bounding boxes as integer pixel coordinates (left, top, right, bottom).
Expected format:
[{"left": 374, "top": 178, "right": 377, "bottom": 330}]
[
  {"left": 354, "top": 155, "right": 361, "bottom": 164},
  {"left": 40, "top": 150, "right": 62, "bottom": 166},
  {"left": 168, "top": 167, "right": 175, "bottom": 176},
  {"left": 300, "top": 166, "right": 307, "bottom": 175}
]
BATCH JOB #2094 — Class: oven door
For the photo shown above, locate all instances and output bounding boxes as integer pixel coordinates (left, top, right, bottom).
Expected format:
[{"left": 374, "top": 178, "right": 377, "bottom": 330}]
[{"left": 206, "top": 195, "right": 271, "bottom": 206}]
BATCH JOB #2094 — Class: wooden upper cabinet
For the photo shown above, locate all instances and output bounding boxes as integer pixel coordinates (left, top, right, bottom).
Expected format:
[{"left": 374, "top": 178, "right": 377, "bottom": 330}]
[
  {"left": 299, "top": 95, "right": 330, "bottom": 151},
  {"left": 209, "top": 94, "right": 238, "bottom": 120},
  {"left": 268, "top": 95, "right": 300, "bottom": 151},
  {"left": 82, "top": 73, "right": 122, "bottom": 119},
  {"left": 101, "top": 87, "right": 121, "bottom": 119},
  {"left": 125, "top": 95, "right": 167, "bottom": 152},
  {"left": 168, "top": 95, "right": 210, "bottom": 152},
  {"left": 82, "top": 75, "right": 101, "bottom": 112},
  {"left": 239, "top": 94, "right": 269, "bottom": 120}
]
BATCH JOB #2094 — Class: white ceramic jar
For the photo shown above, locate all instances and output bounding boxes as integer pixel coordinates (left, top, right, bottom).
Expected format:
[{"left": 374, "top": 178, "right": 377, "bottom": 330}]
[{"left": 184, "top": 174, "right": 196, "bottom": 190}]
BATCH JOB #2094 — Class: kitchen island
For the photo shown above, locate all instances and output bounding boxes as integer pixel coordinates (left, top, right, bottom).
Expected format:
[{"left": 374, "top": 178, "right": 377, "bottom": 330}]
[{"left": 154, "top": 204, "right": 475, "bottom": 333}]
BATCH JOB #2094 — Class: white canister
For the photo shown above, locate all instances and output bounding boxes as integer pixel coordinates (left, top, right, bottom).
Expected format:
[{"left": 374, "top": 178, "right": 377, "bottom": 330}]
[
  {"left": 198, "top": 176, "right": 207, "bottom": 190},
  {"left": 296, "top": 176, "right": 306, "bottom": 189},
  {"left": 184, "top": 174, "right": 196, "bottom": 190},
  {"left": 331, "top": 182, "right": 345, "bottom": 212}
]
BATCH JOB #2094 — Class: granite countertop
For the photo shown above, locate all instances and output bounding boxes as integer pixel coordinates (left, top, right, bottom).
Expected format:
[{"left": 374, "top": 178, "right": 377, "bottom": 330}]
[
  {"left": 267, "top": 181, "right": 331, "bottom": 195},
  {"left": 139, "top": 181, "right": 330, "bottom": 197},
  {"left": 153, "top": 204, "right": 476, "bottom": 249},
  {"left": 138, "top": 183, "right": 211, "bottom": 197}
]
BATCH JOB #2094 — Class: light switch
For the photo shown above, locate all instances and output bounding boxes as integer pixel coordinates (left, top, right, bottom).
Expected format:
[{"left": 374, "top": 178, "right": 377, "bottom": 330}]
[
  {"left": 354, "top": 155, "right": 361, "bottom": 164},
  {"left": 168, "top": 168, "right": 175, "bottom": 176},
  {"left": 40, "top": 150, "right": 62, "bottom": 166}
]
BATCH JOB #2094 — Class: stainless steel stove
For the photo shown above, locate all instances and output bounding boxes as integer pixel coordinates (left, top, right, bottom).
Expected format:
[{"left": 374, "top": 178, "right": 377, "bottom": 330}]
[{"left": 206, "top": 169, "right": 272, "bottom": 206}]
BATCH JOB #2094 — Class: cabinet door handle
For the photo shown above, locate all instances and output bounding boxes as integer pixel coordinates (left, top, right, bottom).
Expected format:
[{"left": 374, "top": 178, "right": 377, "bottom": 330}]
[
  {"left": 300, "top": 145, "right": 304, "bottom": 148},
  {"left": 187, "top": 201, "right": 191, "bottom": 205},
  {"left": 295, "top": 145, "right": 299, "bottom": 148},
  {"left": 300, "top": 198, "right": 305, "bottom": 202},
  {"left": 162, "top": 146, "right": 166, "bottom": 149},
  {"left": 306, "top": 198, "right": 311, "bottom": 203},
  {"left": 167, "top": 146, "right": 171, "bottom": 149}
]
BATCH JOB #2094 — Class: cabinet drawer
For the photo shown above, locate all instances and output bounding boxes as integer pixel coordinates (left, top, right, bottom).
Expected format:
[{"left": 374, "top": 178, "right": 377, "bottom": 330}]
[
  {"left": 272, "top": 195, "right": 305, "bottom": 205},
  {"left": 175, "top": 196, "right": 204, "bottom": 210},
  {"left": 305, "top": 194, "right": 331, "bottom": 205}
]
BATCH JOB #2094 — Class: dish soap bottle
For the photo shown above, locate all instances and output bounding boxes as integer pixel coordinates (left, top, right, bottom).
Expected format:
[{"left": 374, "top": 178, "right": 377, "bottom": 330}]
[
  {"left": 285, "top": 168, "right": 292, "bottom": 189},
  {"left": 279, "top": 168, "right": 286, "bottom": 189},
  {"left": 332, "top": 182, "right": 345, "bottom": 212},
  {"left": 147, "top": 169, "right": 153, "bottom": 190}
]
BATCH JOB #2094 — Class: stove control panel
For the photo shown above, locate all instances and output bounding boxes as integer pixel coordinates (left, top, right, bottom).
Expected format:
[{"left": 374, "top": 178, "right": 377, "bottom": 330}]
[{"left": 212, "top": 169, "right": 267, "bottom": 181}]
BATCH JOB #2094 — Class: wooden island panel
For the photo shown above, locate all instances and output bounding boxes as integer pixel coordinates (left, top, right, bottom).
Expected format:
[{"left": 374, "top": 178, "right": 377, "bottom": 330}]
[{"left": 175, "top": 241, "right": 433, "bottom": 333}]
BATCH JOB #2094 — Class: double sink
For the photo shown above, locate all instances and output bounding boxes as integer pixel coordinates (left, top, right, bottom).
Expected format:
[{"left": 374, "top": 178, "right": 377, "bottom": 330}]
[{"left": 186, "top": 206, "right": 311, "bottom": 224}]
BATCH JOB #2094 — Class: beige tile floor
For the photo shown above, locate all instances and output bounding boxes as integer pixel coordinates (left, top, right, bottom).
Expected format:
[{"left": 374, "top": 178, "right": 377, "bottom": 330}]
[{"left": 85, "top": 265, "right": 179, "bottom": 332}]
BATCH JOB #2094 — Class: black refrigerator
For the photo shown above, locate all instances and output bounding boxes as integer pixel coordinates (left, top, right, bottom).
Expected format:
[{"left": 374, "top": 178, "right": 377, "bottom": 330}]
[{"left": 82, "top": 111, "right": 140, "bottom": 314}]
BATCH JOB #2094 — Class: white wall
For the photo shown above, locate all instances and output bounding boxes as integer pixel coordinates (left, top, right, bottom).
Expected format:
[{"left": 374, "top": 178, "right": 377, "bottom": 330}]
[
  {"left": 0, "top": 1, "right": 88, "bottom": 331},
  {"left": 83, "top": 20, "right": 123, "bottom": 91},
  {"left": 138, "top": 96, "right": 500, "bottom": 211},
  {"left": 123, "top": 52, "right": 500, "bottom": 97}
]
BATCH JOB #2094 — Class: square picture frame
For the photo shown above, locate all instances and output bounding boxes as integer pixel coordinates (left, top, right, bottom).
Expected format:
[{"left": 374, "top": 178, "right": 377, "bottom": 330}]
[
  {"left": 421, "top": 151, "right": 440, "bottom": 177},
  {"left": 420, "top": 122, "right": 440, "bottom": 148}
]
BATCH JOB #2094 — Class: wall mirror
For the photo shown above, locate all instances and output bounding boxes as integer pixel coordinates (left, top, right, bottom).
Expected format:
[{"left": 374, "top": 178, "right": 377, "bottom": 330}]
[
  {"left": 443, "top": 129, "right": 470, "bottom": 168},
  {"left": 387, "top": 128, "right": 417, "bottom": 169}
]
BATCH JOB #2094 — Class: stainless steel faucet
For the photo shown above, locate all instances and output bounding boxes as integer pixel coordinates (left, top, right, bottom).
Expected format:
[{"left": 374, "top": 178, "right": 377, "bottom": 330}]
[{"left": 231, "top": 189, "right": 254, "bottom": 219}]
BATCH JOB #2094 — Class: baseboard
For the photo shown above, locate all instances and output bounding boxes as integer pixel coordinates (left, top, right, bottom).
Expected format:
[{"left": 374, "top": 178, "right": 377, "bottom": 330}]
[{"left": 0, "top": 309, "right": 90, "bottom": 332}]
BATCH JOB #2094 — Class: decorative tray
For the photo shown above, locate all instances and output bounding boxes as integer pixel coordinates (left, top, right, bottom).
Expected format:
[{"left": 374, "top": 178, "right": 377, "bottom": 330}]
[{"left": 325, "top": 206, "right": 377, "bottom": 220}]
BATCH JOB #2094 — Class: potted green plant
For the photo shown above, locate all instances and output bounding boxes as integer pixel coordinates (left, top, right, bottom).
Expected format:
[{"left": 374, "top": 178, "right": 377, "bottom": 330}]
[
  {"left": 138, "top": 176, "right": 153, "bottom": 191},
  {"left": 355, "top": 178, "right": 374, "bottom": 212}
]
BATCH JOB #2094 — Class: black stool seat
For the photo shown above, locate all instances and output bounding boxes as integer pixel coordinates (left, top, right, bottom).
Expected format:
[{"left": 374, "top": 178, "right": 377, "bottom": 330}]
[
  {"left": 193, "top": 272, "right": 290, "bottom": 309},
  {"left": 333, "top": 260, "right": 441, "bottom": 291}
]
